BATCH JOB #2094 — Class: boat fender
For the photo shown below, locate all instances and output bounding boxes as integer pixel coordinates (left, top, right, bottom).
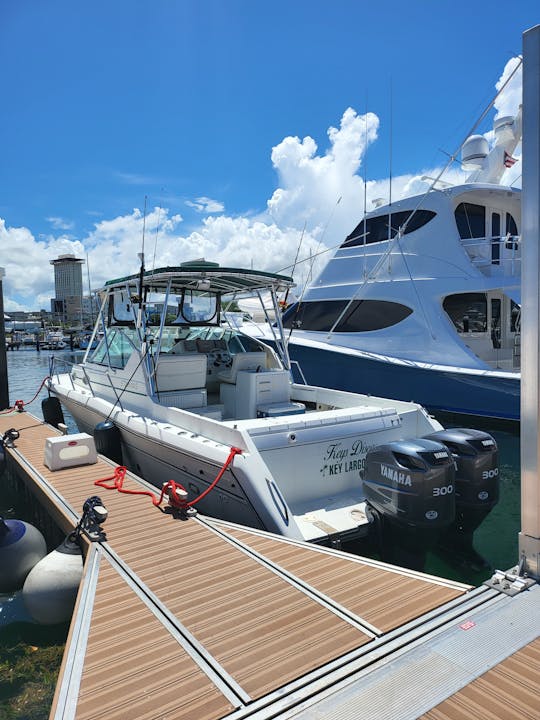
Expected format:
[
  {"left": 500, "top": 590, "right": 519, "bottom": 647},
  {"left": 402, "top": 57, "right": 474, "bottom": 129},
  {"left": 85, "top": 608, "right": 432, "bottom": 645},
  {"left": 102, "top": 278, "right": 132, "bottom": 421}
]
[
  {"left": 41, "top": 396, "right": 65, "bottom": 429},
  {"left": 94, "top": 420, "right": 123, "bottom": 465},
  {"left": 22, "top": 534, "right": 83, "bottom": 625},
  {"left": 0, "top": 517, "right": 47, "bottom": 593}
]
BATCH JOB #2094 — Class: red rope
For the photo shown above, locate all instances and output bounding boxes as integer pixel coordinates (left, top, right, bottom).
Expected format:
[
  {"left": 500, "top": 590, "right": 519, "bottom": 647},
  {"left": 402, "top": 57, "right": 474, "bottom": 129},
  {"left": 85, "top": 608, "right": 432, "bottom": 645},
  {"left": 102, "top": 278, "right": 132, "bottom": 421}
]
[
  {"left": 93, "top": 446, "right": 243, "bottom": 510},
  {"left": 0, "top": 376, "right": 51, "bottom": 414}
]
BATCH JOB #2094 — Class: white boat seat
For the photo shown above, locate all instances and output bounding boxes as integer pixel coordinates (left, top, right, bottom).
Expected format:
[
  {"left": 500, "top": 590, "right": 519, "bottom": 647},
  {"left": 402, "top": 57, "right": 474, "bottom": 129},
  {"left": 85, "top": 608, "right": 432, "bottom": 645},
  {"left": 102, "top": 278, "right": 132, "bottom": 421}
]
[
  {"left": 154, "top": 354, "right": 207, "bottom": 392},
  {"left": 218, "top": 352, "right": 267, "bottom": 384}
]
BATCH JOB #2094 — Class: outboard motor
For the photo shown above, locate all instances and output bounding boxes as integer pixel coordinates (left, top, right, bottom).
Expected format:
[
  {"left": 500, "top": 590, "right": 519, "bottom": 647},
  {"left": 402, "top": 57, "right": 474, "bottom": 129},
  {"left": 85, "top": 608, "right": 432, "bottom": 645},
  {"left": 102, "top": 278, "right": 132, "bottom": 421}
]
[
  {"left": 362, "top": 438, "right": 456, "bottom": 570},
  {"left": 424, "top": 428, "right": 499, "bottom": 569}
]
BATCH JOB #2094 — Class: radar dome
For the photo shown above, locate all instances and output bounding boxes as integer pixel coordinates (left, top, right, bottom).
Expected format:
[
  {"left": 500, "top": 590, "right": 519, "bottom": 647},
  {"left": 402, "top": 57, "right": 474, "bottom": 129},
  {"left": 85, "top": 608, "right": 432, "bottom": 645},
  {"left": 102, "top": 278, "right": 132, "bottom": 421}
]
[{"left": 461, "top": 135, "right": 489, "bottom": 170}]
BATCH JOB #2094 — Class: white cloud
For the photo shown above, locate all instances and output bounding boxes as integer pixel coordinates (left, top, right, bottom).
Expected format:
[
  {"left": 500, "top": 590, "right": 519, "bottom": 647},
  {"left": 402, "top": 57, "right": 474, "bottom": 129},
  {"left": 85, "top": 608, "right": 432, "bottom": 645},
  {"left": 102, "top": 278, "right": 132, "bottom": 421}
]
[
  {"left": 46, "top": 216, "right": 75, "bottom": 230},
  {"left": 494, "top": 56, "right": 522, "bottom": 119},
  {"left": 185, "top": 196, "right": 225, "bottom": 214}
]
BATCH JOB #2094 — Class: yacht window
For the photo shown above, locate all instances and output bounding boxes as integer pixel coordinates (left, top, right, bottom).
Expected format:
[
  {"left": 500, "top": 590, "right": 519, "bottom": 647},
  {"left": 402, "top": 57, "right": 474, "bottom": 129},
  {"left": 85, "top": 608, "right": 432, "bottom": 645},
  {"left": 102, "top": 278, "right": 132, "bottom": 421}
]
[
  {"left": 455, "top": 203, "right": 486, "bottom": 239},
  {"left": 89, "top": 327, "right": 138, "bottom": 368},
  {"left": 443, "top": 293, "right": 487, "bottom": 333},
  {"left": 505, "top": 213, "right": 519, "bottom": 249},
  {"left": 491, "top": 298, "right": 501, "bottom": 348},
  {"left": 510, "top": 301, "right": 520, "bottom": 333},
  {"left": 282, "top": 300, "right": 412, "bottom": 332},
  {"left": 341, "top": 210, "right": 436, "bottom": 248},
  {"left": 506, "top": 213, "right": 518, "bottom": 235},
  {"left": 491, "top": 212, "right": 501, "bottom": 265}
]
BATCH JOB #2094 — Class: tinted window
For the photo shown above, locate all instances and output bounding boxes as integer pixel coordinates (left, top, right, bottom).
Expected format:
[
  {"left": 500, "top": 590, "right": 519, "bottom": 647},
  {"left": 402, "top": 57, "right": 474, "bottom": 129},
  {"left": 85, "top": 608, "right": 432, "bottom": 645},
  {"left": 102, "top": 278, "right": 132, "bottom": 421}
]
[
  {"left": 455, "top": 203, "right": 486, "bottom": 239},
  {"left": 341, "top": 210, "right": 436, "bottom": 248},
  {"left": 282, "top": 300, "right": 412, "bottom": 332},
  {"left": 506, "top": 213, "right": 518, "bottom": 235},
  {"left": 505, "top": 213, "right": 519, "bottom": 249},
  {"left": 443, "top": 293, "right": 487, "bottom": 333}
]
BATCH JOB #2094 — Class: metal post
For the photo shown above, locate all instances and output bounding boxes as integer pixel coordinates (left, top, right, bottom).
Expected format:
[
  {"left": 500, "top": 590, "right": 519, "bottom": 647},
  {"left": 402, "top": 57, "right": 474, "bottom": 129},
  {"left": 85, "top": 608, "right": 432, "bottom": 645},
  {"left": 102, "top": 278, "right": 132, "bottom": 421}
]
[
  {"left": 520, "top": 24, "right": 540, "bottom": 579},
  {"left": 0, "top": 268, "right": 9, "bottom": 410}
]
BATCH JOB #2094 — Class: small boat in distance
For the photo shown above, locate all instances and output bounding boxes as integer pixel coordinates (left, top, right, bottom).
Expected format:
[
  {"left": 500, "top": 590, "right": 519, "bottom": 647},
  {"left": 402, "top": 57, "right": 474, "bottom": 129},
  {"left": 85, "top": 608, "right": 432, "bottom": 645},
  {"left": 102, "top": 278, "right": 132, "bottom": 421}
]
[
  {"left": 41, "top": 329, "right": 67, "bottom": 350},
  {"left": 273, "top": 108, "right": 522, "bottom": 423},
  {"left": 47, "top": 260, "right": 500, "bottom": 568}
]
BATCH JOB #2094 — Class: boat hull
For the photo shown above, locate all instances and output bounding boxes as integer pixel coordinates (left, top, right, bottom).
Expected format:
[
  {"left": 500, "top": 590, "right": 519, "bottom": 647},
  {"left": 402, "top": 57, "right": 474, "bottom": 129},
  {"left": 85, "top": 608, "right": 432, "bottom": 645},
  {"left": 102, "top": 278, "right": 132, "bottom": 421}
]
[{"left": 286, "top": 340, "right": 520, "bottom": 422}]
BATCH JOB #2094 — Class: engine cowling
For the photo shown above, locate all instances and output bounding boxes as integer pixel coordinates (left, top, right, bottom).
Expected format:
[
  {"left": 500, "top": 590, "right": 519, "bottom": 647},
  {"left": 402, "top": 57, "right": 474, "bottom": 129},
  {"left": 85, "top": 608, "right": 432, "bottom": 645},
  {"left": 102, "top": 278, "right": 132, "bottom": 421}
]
[
  {"left": 423, "top": 428, "right": 499, "bottom": 569},
  {"left": 362, "top": 438, "right": 456, "bottom": 530},
  {"left": 424, "top": 428, "right": 499, "bottom": 517}
]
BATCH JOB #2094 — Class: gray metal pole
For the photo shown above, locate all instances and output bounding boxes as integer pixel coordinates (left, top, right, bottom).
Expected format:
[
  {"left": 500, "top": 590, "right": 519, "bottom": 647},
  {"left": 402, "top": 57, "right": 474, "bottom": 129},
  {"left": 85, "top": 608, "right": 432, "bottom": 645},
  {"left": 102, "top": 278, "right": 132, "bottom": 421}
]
[
  {"left": 0, "top": 268, "right": 9, "bottom": 410},
  {"left": 520, "top": 24, "right": 540, "bottom": 579}
]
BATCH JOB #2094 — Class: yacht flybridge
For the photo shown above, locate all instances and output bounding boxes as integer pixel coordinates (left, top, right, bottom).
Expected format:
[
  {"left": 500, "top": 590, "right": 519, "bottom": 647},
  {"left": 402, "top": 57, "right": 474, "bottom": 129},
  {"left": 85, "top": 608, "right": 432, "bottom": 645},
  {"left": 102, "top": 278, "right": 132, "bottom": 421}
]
[
  {"left": 274, "top": 108, "right": 523, "bottom": 422},
  {"left": 48, "top": 261, "right": 499, "bottom": 567}
]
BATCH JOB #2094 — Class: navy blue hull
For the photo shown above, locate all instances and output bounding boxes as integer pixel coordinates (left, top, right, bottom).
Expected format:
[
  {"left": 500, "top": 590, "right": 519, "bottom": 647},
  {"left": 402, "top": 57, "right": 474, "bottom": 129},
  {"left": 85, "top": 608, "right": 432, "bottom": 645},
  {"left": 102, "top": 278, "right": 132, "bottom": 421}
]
[{"left": 287, "top": 343, "right": 520, "bottom": 422}]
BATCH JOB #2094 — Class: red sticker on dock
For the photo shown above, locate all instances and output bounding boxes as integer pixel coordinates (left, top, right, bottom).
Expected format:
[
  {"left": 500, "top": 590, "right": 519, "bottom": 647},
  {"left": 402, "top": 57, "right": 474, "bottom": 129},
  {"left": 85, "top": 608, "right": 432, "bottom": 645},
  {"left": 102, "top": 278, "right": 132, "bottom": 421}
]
[{"left": 459, "top": 620, "right": 476, "bottom": 630}]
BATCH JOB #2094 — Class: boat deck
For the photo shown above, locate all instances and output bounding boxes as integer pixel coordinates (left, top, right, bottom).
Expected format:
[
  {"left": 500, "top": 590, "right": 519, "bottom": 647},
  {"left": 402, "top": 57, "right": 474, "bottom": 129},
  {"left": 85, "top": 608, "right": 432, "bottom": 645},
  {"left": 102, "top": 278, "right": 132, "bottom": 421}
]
[{"left": 1, "top": 410, "right": 538, "bottom": 720}]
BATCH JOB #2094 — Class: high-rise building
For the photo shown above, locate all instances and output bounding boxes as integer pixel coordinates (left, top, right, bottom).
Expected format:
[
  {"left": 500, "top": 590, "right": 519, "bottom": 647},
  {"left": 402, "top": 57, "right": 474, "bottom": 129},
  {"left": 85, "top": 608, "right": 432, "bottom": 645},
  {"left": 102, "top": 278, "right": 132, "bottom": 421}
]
[{"left": 50, "top": 254, "right": 84, "bottom": 324}]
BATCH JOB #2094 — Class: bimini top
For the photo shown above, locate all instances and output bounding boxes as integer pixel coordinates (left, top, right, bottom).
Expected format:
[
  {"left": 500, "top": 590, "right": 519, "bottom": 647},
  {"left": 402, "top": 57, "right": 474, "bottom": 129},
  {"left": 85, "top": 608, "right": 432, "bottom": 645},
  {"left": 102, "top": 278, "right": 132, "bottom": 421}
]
[{"left": 104, "top": 260, "right": 295, "bottom": 296}]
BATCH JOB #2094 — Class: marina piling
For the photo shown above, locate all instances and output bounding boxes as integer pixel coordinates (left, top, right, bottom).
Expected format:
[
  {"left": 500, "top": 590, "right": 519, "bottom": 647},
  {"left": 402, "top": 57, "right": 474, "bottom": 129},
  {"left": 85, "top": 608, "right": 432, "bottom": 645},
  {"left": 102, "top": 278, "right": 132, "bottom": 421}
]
[
  {"left": 0, "top": 266, "right": 10, "bottom": 409},
  {"left": 520, "top": 23, "right": 540, "bottom": 579}
]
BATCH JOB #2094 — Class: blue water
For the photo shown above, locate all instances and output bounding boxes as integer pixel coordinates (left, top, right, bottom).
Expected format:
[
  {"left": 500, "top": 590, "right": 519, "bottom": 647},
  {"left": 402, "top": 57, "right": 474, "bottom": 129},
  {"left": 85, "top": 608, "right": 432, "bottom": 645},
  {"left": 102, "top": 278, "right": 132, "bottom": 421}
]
[{"left": 1, "top": 347, "right": 522, "bottom": 588}]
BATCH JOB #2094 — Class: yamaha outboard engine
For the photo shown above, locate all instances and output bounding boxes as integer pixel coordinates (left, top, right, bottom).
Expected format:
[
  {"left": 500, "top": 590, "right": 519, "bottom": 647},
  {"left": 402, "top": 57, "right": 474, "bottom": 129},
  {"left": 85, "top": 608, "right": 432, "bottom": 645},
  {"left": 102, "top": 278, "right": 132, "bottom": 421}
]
[
  {"left": 362, "top": 438, "right": 456, "bottom": 570},
  {"left": 424, "top": 428, "right": 499, "bottom": 569}
]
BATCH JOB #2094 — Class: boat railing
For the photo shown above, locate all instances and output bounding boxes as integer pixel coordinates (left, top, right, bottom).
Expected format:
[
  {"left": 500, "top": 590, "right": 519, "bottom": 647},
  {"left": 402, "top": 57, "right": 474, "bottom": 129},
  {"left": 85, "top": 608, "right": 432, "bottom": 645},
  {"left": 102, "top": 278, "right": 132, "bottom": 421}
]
[
  {"left": 290, "top": 359, "right": 308, "bottom": 385},
  {"left": 49, "top": 356, "right": 124, "bottom": 411},
  {"left": 460, "top": 234, "right": 521, "bottom": 276}
]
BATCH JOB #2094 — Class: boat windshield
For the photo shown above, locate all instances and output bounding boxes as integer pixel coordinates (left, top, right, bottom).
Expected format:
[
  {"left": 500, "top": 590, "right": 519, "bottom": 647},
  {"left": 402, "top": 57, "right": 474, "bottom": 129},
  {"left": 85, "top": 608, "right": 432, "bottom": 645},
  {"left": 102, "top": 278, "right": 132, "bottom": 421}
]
[
  {"left": 90, "top": 327, "right": 139, "bottom": 369},
  {"left": 145, "top": 289, "right": 218, "bottom": 325}
]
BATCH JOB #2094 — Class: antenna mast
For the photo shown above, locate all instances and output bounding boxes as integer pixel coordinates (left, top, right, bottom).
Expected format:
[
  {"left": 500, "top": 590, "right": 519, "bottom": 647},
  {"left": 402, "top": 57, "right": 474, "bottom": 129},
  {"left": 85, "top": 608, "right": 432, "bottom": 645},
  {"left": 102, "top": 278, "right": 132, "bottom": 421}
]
[{"left": 137, "top": 195, "right": 147, "bottom": 329}]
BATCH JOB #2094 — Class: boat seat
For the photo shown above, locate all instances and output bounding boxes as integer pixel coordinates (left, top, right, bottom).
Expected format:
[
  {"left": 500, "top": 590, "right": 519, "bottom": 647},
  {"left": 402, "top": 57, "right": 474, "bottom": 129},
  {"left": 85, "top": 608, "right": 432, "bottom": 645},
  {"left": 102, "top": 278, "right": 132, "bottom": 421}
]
[
  {"left": 154, "top": 354, "right": 207, "bottom": 392},
  {"left": 218, "top": 352, "right": 267, "bottom": 384}
]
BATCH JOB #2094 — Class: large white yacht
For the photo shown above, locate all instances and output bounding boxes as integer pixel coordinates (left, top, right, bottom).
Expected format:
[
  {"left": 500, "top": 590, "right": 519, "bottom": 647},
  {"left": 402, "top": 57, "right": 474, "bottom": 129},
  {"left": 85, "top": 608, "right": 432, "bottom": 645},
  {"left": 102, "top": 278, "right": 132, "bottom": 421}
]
[
  {"left": 47, "top": 261, "right": 499, "bottom": 567},
  {"left": 274, "top": 109, "right": 522, "bottom": 422}
]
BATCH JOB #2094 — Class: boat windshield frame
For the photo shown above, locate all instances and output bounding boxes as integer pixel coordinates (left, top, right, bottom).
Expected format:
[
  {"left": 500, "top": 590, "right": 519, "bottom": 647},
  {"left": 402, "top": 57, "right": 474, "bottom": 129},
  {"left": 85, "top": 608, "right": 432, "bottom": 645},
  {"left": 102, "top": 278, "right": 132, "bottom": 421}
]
[{"left": 86, "top": 263, "right": 295, "bottom": 372}]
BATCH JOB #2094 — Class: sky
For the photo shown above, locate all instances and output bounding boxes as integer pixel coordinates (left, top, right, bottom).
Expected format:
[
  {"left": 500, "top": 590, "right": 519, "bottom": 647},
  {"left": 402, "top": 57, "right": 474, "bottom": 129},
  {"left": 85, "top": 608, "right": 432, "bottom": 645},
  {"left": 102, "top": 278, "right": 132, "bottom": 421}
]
[{"left": 0, "top": 1, "right": 537, "bottom": 312}]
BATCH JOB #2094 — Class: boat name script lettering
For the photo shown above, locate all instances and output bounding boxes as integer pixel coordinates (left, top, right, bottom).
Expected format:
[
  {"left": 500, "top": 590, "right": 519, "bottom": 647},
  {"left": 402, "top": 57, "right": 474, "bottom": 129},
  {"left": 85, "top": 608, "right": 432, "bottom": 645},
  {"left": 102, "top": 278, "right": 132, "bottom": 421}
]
[
  {"left": 380, "top": 463, "right": 412, "bottom": 486},
  {"left": 320, "top": 439, "right": 375, "bottom": 478}
]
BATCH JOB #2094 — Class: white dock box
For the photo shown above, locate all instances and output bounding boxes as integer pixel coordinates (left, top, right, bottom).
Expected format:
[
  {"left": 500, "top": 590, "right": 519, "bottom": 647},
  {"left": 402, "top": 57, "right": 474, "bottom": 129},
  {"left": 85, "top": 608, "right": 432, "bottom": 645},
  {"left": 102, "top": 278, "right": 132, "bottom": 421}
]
[{"left": 44, "top": 433, "right": 98, "bottom": 471}]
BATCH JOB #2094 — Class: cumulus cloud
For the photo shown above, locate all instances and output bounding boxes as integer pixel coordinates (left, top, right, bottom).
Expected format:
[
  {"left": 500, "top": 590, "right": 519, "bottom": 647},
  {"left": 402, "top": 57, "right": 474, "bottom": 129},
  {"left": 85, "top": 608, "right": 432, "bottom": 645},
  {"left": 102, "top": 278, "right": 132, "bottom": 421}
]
[
  {"left": 494, "top": 56, "right": 522, "bottom": 119},
  {"left": 0, "top": 58, "right": 523, "bottom": 312},
  {"left": 185, "top": 196, "right": 225, "bottom": 214},
  {"left": 0, "top": 219, "right": 85, "bottom": 310}
]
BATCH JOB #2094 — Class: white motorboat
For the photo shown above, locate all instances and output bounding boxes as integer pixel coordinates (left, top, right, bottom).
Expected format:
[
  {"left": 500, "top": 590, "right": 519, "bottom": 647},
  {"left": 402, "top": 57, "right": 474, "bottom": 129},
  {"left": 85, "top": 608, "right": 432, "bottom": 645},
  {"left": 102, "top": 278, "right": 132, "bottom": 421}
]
[
  {"left": 270, "top": 109, "right": 522, "bottom": 422},
  {"left": 42, "top": 330, "right": 67, "bottom": 350},
  {"left": 47, "top": 260, "right": 500, "bottom": 567}
]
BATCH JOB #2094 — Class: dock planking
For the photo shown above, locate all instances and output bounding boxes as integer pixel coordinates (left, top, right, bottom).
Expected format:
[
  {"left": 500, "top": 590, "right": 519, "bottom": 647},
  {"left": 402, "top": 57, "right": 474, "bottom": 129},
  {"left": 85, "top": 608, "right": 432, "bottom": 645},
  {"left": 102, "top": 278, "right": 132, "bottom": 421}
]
[{"left": 2, "top": 410, "right": 538, "bottom": 720}]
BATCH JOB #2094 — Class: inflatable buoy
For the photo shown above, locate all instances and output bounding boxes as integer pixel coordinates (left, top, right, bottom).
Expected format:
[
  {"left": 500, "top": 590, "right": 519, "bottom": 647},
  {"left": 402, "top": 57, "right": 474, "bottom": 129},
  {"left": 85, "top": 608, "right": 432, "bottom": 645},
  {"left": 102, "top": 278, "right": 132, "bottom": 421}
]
[
  {"left": 22, "top": 534, "right": 83, "bottom": 625},
  {"left": 94, "top": 420, "right": 123, "bottom": 465},
  {"left": 0, "top": 517, "right": 47, "bottom": 593},
  {"left": 42, "top": 396, "right": 65, "bottom": 429}
]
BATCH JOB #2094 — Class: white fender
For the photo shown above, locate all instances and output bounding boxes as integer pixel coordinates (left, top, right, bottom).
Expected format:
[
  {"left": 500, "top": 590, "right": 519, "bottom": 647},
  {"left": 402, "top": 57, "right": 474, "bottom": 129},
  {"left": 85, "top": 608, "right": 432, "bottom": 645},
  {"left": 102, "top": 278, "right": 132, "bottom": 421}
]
[
  {"left": 0, "top": 518, "right": 47, "bottom": 593},
  {"left": 22, "top": 535, "right": 83, "bottom": 625}
]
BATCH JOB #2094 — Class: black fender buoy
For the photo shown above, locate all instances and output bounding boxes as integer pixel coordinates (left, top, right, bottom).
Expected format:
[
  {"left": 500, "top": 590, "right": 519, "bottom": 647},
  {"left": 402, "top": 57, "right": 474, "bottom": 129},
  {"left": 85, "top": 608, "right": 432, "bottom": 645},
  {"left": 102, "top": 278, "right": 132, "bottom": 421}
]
[
  {"left": 42, "top": 396, "right": 65, "bottom": 429},
  {"left": 22, "top": 534, "right": 83, "bottom": 625},
  {"left": 94, "top": 420, "right": 123, "bottom": 465},
  {"left": 0, "top": 517, "right": 47, "bottom": 593}
]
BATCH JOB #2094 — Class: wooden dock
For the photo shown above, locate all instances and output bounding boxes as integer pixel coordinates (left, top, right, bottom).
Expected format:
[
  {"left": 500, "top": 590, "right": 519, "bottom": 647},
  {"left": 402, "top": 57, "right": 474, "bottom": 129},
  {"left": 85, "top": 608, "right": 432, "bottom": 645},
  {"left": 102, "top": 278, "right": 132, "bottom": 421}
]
[{"left": 1, "top": 410, "right": 539, "bottom": 720}]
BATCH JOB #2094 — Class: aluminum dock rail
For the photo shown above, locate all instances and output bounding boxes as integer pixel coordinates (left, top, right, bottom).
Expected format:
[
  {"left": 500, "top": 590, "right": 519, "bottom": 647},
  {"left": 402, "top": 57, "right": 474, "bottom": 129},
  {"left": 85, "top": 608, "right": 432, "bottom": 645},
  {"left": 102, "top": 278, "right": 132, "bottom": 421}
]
[{"left": 1, "top": 411, "right": 538, "bottom": 720}]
